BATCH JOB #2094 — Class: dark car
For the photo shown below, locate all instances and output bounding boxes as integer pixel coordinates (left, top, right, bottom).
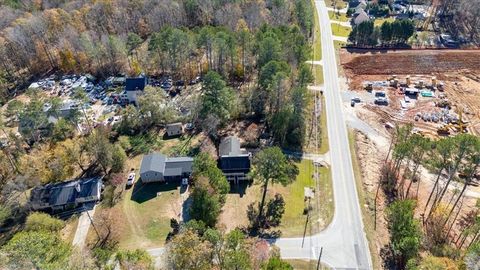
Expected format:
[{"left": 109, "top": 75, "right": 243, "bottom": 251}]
[{"left": 174, "top": 80, "right": 185, "bottom": 86}]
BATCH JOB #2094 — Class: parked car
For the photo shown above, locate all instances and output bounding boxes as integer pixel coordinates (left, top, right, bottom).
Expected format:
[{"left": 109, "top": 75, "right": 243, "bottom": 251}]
[
  {"left": 189, "top": 76, "right": 201, "bottom": 85},
  {"left": 126, "top": 172, "right": 136, "bottom": 187},
  {"left": 351, "top": 97, "right": 361, "bottom": 103}
]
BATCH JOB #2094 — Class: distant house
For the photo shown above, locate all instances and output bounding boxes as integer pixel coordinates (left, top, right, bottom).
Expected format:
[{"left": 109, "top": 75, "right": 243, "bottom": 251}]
[
  {"left": 352, "top": 9, "right": 370, "bottom": 25},
  {"left": 349, "top": 0, "right": 367, "bottom": 9},
  {"left": 30, "top": 177, "right": 103, "bottom": 213},
  {"left": 140, "top": 152, "right": 193, "bottom": 183},
  {"left": 218, "top": 136, "right": 251, "bottom": 183},
  {"left": 165, "top": 122, "right": 183, "bottom": 137},
  {"left": 121, "top": 76, "right": 147, "bottom": 105}
]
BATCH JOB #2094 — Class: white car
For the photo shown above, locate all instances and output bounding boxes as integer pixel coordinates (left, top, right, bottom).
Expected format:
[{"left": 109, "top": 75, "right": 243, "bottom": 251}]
[{"left": 126, "top": 172, "right": 136, "bottom": 187}]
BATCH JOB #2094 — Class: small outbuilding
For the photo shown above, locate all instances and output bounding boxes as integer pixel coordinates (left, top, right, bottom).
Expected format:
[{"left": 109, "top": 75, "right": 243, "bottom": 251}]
[{"left": 165, "top": 122, "right": 184, "bottom": 137}]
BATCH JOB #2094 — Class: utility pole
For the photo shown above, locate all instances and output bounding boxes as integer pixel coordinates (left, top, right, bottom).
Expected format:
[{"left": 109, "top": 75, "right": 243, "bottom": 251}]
[
  {"left": 86, "top": 208, "right": 100, "bottom": 239},
  {"left": 316, "top": 247, "right": 323, "bottom": 270}
]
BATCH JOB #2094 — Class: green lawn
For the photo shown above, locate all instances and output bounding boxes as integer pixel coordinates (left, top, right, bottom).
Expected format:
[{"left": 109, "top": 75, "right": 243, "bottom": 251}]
[
  {"left": 334, "top": 40, "right": 347, "bottom": 50},
  {"left": 331, "top": 23, "right": 351, "bottom": 37},
  {"left": 117, "top": 181, "right": 182, "bottom": 249},
  {"left": 374, "top": 17, "right": 395, "bottom": 27},
  {"left": 328, "top": 10, "right": 349, "bottom": 22},
  {"left": 312, "top": 0, "right": 322, "bottom": 62},
  {"left": 318, "top": 95, "right": 329, "bottom": 154},
  {"left": 278, "top": 160, "right": 333, "bottom": 237}
]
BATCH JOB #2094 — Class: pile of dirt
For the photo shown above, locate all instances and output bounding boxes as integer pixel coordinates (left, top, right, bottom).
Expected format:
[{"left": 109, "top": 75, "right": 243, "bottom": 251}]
[{"left": 341, "top": 50, "right": 480, "bottom": 76}]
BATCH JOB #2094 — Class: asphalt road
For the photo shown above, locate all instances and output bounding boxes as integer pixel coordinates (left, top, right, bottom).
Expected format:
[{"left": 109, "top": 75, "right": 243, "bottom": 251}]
[{"left": 273, "top": 1, "right": 373, "bottom": 268}]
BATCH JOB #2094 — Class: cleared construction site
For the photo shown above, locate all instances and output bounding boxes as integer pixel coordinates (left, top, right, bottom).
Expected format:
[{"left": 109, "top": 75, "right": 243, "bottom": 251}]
[{"left": 341, "top": 49, "right": 480, "bottom": 138}]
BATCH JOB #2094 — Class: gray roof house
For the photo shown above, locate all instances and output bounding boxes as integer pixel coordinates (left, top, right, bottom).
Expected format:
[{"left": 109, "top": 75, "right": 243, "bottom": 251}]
[
  {"left": 218, "top": 136, "right": 251, "bottom": 183},
  {"left": 30, "top": 177, "right": 103, "bottom": 213},
  {"left": 352, "top": 9, "right": 370, "bottom": 25},
  {"left": 140, "top": 153, "right": 193, "bottom": 183},
  {"left": 165, "top": 122, "right": 183, "bottom": 137},
  {"left": 121, "top": 76, "right": 147, "bottom": 105}
]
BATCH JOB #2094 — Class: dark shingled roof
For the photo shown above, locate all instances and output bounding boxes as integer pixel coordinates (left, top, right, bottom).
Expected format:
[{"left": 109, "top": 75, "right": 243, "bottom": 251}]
[
  {"left": 219, "top": 155, "right": 251, "bottom": 173},
  {"left": 30, "top": 177, "right": 102, "bottom": 209},
  {"left": 125, "top": 77, "right": 147, "bottom": 92}
]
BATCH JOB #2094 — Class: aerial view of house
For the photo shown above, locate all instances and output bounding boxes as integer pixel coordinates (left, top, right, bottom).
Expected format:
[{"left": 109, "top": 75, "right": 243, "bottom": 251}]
[
  {"left": 218, "top": 136, "right": 251, "bottom": 183},
  {"left": 140, "top": 152, "right": 193, "bottom": 183},
  {"left": 30, "top": 177, "right": 103, "bottom": 213}
]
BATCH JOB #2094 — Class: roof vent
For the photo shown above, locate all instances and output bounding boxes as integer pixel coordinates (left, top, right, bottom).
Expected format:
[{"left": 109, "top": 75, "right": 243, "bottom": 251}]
[{"left": 75, "top": 183, "right": 81, "bottom": 193}]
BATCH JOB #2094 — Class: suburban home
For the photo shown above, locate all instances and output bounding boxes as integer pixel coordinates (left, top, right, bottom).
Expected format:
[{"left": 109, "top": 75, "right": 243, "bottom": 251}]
[
  {"left": 349, "top": 0, "right": 367, "bottom": 9},
  {"left": 165, "top": 122, "right": 184, "bottom": 137},
  {"left": 218, "top": 136, "right": 251, "bottom": 183},
  {"left": 140, "top": 152, "right": 193, "bottom": 183},
  {"left": 30, "top": 177, "right": 103, "bottom": 213},
  {"left": 352, "top": 9, "right": 370, "bottom": 25},
  {"left": 121, "top": 76, "right": 147, "bottom": 105}
]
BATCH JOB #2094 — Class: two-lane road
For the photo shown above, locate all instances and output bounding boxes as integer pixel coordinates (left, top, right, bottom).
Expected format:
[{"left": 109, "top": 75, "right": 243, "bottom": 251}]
[{"left": 274, "top": 1, "right": 372, "bottom": 268}]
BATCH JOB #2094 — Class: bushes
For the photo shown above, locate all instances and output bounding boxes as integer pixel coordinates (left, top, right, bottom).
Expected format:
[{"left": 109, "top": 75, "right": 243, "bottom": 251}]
[
  {"left": 25, "top": 212, "right": 64, "bottom": 232},
  {"left": 386, "top": 200, "right": 422, "bottom": 269},
  {"left": 116, "top": 249, "right": 154, "bottom": 270}
]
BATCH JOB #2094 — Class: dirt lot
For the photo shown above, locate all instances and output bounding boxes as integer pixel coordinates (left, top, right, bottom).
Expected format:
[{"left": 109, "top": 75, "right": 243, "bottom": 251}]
[
  {"left": 341, "top": 49, "right": 480, "bottom": 136},
  {"left": 342, "top": 49, "right": 480, "bottom": 75},
  {"left": 342, "top": 49, "right": 480, "bottom": 267}
]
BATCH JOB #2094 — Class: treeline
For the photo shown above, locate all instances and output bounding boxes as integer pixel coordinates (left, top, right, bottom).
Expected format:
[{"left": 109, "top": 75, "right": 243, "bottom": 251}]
[
  {"left": 117, "top": 24, "right": 314, "bottom": 150},
  {"left": 0, "top": 0, "right": 313, "bottom": 103},
  {"left": 380, "top": 125, "right": 480, "bottom": 269},
  {"left": 437, "top": 0, "right": 480, "bottom": 44},
  {"left": 348, "top": 19, "right": 415, "bottom": 47}
]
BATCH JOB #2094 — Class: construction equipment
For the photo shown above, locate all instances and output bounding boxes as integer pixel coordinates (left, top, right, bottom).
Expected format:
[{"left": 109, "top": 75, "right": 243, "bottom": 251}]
[
  {"left": 364, "top": 82, "right": 373, "bottom": 91},
  {"left": 435, "top": 99, "right": 451, "bottom": 109},
  {"left": 453, "top": 108, "right": 468, "bottom": 133},
  {"left": 437, "top": 124, "right": 451, "bottom": 135}
]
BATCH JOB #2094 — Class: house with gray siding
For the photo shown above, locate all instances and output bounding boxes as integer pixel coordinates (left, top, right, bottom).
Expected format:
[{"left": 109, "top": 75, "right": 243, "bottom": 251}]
[{"left": 140, "top": 153, "right": 193, "bottom": 183}]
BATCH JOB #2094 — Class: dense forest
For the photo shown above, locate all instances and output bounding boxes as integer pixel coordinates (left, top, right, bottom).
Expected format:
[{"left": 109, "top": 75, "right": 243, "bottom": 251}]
[{"left": 0, "top": 0, "right": 313, "bottom": 103}]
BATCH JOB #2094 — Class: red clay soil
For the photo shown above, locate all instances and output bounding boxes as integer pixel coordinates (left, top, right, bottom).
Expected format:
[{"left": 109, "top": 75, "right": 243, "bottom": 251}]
[{"left": 341, "top": 50, "right": 480, "bottom": 75}]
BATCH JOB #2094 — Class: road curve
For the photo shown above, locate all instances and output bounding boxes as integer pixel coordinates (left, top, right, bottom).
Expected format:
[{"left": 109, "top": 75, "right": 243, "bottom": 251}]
[{"left": 273, "top": 1, "right": 372, "bottom": 268}]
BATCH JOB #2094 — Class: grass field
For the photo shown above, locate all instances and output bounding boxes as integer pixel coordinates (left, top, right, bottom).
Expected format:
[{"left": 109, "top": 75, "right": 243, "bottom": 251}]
[
  {"left": 331, "top": 23, "right": 351, "bottom": 37},
  {"left": 278, "top": 160, "right": 333, "bottom": 237},
  {"left": 318, "top": 96, "right": 329, "bottom": 154},
  {"left": 374, "top": 17, "right": 395, "bottom": 27},
  {"left": 220, "top": 160, "right": 333, "bottom": 238},
  {"left": 311, "top": 0, "right": 322, "bottom": 63},
  {"left": 328, "top": 10, "right": 349, "bottom": 22},
  {"left": 117, "top": 181, "right": 182, "bottom": 249},
  {"left": 334, "top": 40, "right": 347, "bottom": 50}
]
